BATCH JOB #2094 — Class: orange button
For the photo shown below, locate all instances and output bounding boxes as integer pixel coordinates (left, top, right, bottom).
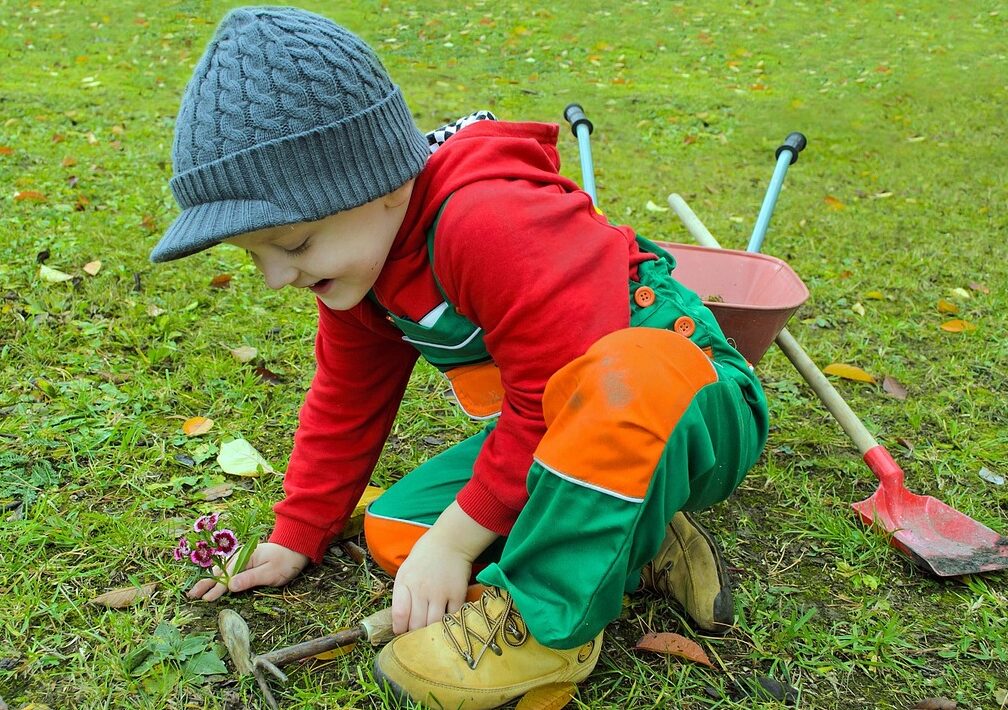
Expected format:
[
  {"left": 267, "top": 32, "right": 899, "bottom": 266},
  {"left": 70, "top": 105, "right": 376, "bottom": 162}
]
[
  {"left": 634, "top": 286, "right": 656, "bottom": 308},
  {"left": 674, "top": 316, "right": 696, "bottom": 337}
]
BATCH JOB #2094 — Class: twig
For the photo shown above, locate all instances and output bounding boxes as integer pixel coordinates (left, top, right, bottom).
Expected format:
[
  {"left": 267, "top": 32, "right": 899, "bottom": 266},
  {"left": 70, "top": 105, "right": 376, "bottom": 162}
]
[{"left": 253, "top": 666, "right": 281, "bottom": 710}]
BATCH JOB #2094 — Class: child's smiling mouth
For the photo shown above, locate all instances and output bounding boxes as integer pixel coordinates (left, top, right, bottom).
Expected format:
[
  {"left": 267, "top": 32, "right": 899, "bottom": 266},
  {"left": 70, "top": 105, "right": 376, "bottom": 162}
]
[{"left": 309, "top": 279, "right": 333, "bottom": 294}]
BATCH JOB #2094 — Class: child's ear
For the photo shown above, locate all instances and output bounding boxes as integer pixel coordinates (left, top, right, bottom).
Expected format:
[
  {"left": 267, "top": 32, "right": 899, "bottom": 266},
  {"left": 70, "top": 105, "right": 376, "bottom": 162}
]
[{"left": 383, "top": 179, "right": 414, "bottom": 208}]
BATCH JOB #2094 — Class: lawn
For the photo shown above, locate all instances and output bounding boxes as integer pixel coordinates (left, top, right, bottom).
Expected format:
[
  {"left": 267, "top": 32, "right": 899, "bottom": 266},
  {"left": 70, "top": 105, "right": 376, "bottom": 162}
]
[{"left": 1, "top": 1, "right": 1006, "bottom": 709}]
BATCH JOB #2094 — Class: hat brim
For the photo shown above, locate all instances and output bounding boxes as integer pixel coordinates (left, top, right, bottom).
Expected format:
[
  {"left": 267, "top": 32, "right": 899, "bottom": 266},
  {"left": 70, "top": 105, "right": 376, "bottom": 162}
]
[{"left": 150, "top": 199, "right": 305, "bottom": 263}]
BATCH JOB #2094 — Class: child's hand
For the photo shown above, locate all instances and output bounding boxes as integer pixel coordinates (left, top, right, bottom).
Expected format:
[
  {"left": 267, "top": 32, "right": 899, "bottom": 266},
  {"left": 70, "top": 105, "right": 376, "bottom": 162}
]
[
  {"left": 391, "top": 532, "right": 472, "bottom": 634},
  {"left": 390, "top": 501, "right": 500, "bottom": 634},
  {"left": 187, "top": 541, "right": 309, "bottom": 602}
]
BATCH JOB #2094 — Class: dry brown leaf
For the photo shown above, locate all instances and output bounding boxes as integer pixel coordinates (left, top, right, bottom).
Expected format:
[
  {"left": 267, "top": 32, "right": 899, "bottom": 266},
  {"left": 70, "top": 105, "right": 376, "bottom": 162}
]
[
  {"left": 936, "top": 299, "right": 958, "bottom": 314},
  {"left": 634, "top": 632, "right": 714, "bottom": 667},
  {"left": 14, "top": 190, "right": 46, "bottom": 202},
  {"left": 230, "top": 345, "right": 258, "bottom": 363},
  {"left": 90, "top": 582, "right": 157, "bottom": 608},
  {"left": 968, "top": 281, "right": 989, "bottom": 294},
  {"left": 141, "top": 214, "right": 157, "bottom": 232},
  {"left": 0, "top": 145, "right": 13, "bottom": 156},
  {"left": 823, "top": 363, "right": 876, "bottom": 383},
  {"left": 200, "top": 482, "right": 235, "bottom": 501},
  {"left": 210, "top": 273, "right": 232, "bottom": 289},
  {"left": 83, "top": 260, "right": 102, "bottom": 276},
  {"left": 182, "top": 416, "right": 214, "bottom": 436},
  {"left": 912, "top": 698, "right": 957, "bottom": 710},
  {"left": 882, "top": 376, "right": 908, "bottom": 401},
  {"left": 254, "top": 366, "right": 283, "bottom": 385},
  {"left": 897, "top": 437, "right": 914, "bottom": 452},
  {"left": 823, "top": 195, "right": 844, "bottom": 210},
  {"left": 61, "top": 155, "right": 77, "bottom": 167},
  {"left": 940, "top": 319, "right": 976, "bottom": 333},
  {"left": 515, "top": 682, "right": 576, "bottom": 710}
]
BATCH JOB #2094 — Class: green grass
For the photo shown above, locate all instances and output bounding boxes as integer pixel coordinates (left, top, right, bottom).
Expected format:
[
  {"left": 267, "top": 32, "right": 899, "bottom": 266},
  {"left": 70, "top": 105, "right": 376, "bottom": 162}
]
[{"left": 1, "top": 1, "right": 1006, "bottom": 708}]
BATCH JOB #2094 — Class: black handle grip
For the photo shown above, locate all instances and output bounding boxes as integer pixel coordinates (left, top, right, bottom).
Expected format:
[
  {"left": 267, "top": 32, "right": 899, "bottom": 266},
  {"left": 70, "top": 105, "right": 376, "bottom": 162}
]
[
  {"left": 775, "top": 132, "right": 807, "bottom": 164},
  {"left": 563, "top": 103, "right": 593, "bottom": 136}
]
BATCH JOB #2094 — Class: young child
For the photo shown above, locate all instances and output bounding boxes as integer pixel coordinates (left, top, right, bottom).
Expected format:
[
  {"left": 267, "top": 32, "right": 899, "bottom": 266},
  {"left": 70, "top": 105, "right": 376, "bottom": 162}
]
[{"left": 155, "top": 7, "right": 768, "bottom": 708}]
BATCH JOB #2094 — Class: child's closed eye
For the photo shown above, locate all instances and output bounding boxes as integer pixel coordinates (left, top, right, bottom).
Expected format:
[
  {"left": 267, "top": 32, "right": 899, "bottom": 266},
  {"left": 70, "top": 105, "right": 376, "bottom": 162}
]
[{"left": 285, "top": 237, "right": 312, "bottom": 256}]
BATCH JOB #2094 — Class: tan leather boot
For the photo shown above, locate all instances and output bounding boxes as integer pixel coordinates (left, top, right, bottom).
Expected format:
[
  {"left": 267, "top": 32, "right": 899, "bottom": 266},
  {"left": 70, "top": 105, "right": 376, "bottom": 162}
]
[
  {"left": 639, "top": 511, "right": 734, "bottom": 634},
  {"left": 374, "top": 586, "right": 602, "bottom": 709}
]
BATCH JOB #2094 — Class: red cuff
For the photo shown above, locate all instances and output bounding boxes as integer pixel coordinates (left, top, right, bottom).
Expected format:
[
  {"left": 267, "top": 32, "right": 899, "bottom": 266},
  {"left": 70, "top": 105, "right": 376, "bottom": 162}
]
[
  {"left": 455, "top": 477, "right": 521, "bottom": 537},
  {"left": 269, "top": 513, "right": 335, "bottom": 564}
]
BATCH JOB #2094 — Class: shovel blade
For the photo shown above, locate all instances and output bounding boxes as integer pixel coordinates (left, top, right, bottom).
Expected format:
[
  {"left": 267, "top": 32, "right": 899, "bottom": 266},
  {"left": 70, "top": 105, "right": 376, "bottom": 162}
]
[{"left": 852, "top": 486, "right": 1008, "bottom": 577}]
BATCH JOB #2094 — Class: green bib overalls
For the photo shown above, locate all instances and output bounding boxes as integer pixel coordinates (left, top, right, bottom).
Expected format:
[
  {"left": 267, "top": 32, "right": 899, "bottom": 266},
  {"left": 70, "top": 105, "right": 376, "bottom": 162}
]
[{"left": 365, "top": 203, "right": 769, "bottom": 648}]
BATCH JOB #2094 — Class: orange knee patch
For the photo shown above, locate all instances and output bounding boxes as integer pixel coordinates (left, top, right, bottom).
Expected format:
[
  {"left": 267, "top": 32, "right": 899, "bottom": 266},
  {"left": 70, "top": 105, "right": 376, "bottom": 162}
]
[
  {"left": 534, "top": 328, "right": 717, "bottom": 501},
  {"left": 363, "top": 512, "right": 429, "bottom": 577}
]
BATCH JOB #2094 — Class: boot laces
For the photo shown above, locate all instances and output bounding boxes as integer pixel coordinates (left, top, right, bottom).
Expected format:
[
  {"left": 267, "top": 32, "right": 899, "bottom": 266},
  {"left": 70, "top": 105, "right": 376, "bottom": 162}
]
[{"left": 442, "top": 588, "right": 527, "bottom": 670}]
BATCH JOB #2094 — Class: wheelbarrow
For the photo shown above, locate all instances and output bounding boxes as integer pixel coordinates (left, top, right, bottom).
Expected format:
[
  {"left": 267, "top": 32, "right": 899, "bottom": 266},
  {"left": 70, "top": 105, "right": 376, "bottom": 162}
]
[{"left": 563, "top": 104, "right": 1008, "bottom": 577}]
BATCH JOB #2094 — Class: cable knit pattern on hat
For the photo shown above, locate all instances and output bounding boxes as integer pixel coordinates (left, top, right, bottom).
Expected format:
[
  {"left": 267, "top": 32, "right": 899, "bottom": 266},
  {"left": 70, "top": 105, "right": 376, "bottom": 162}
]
[{"left": 151, "top": 6, "right": 429, "bottom": 263}]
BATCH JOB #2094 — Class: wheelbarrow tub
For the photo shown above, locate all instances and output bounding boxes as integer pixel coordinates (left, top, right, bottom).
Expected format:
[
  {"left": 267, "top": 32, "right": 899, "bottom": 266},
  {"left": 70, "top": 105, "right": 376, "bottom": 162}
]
[{"left": 655, "top": 241, "right": 810, "bottom": 365}]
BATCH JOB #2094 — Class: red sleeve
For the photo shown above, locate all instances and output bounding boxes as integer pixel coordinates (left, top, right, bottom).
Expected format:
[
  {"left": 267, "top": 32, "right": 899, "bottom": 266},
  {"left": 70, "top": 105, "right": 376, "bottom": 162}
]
[
  {"left": 269, "top": 300, "right": 418, "bottom": 562},
  {"left": 434, "top": 178, "right": 636, "bottom": 534}
]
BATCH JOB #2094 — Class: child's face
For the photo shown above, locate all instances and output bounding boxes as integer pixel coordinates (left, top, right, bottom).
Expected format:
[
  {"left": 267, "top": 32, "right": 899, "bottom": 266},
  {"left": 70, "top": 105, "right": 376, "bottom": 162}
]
[{"left": 226, "top": 181, "right": 413, "bottom": 311}]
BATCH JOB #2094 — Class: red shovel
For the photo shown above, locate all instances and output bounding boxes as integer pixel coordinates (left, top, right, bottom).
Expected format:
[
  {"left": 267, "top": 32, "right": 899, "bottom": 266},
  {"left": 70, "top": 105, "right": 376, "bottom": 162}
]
[{"left": 669, "top": 193, "right": 1008, "bottom": 577}]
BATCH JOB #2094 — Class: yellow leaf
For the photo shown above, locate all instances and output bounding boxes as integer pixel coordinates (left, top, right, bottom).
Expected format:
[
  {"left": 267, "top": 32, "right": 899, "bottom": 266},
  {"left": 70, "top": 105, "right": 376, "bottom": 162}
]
[
  {"left": 83, "top": 260, "right": 102, "bottom": 276},
  {"left": 864, "top": 291, "right": 884, "bottom": 300},
  {"left": 182, "top": 416, "right": 214, "bottom": 436},
  {"left": 515, "top": 682, "right": 576, "bottom": 710},
  {"left": 312, "top": 633, "right": 358, "bottom": 660},
  {"left": 940, "top": 319, "right": 976, "bottom": 333},
  {"left": 823, "top": 363, "right": 876, "bottom": 383},
  {"left": 90, "top": 582, "right": 157, "bottom": 608},
  {"left": 634, "top": 632, "right": 715, "bottom": 668},
  {"left": 823, "top": 195, "right": 844, "bottom": 210},
  {"left": 936, "top": 299, "right": 958, "bottom": 314}
]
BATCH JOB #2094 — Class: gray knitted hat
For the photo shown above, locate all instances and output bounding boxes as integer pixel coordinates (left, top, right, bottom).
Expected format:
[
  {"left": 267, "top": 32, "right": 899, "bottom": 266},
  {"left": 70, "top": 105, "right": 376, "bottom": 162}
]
[{"left": 151, "top": 6, "right": 429, "bottom": 263}]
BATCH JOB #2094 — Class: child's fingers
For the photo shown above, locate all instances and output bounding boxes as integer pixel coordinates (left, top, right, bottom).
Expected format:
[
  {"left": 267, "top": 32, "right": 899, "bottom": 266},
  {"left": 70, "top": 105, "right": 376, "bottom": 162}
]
[
  {"left": 199, "top": 581, "right": 229, "bottom": 602},
  {"left": 187, "top": 577, "right": 218, "bottom": 599},
  {"left": 227, "top": 561, "right": 280, "bottom": 593},
  {"left": 390, "top": 582, "right": 412, "bottom": 636}
]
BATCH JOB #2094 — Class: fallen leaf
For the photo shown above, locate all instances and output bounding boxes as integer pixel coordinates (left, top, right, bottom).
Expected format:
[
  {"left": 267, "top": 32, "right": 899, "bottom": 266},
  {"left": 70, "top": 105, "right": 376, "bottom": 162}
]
[
  {"left": 67, "top": 175, "right": 78, "bottom": 188},
  {"left": 645, "top": 200, "right": 668, "bottom": 212},
  {"left": 146, "top": 304, "right": 165, "bottom": 317},
  {"left": 936, "top": 299, "right": 958, "bottom": 314},
  {"left": 940, "top": 319, "right": 976, "bottom": 333},
  {"left": 62, "top": 155, "right": 77, "bottom": 167},
  {"left": 994, "top": 687, "right": 1007, "bottom": 706},
  {"left": 39, "top": 265, "right": 73, "bottom": 283},
  {"left": 33, "top": 378, "right": 58, "bottom": 398},
  {"left": 37, "top": 249, "right": 50, "bottom": 263},
  {"left": 254, "top": 366, "right": 283, "bottom": 385},
  {"left": 823, "top": 195, "right": 844, "bottom": 210},
  {"left": 141, "top": 214, "right": 157, "bottom": 231},
  {"left": 311, "top": 632, "right": 359, "bottom": 661},
  {"left": 51, "top": 133, "right": 65, "bottom": 143},
  {"left": 897, "top": 437, "right": 914, "bottom": 452},
  {"left": 634, "top": 632, "right": 714, "bottom": 667},
  {"left": 182, "top": 416, "right": 214, "bottom": 437},
  {"left": 950, "top": 287, "right": 971, "bottom": 299},
  {"left": 515, "top": 681, "right": 576, "bottom": 709},
  {"left": 912, "top": 699, "right": 956, "bottom": 710},
  {"left": 851, "top": 302, "right": 865, "bottom": 316},
  {"left": 217, "top": 438, "right": 275, "bottom": 476},
  {"left": 968, "top": 281, "right": 989, "bottom": 294},
  {"left": 199, "top": 482, "right": 235, "bottom": 500},
  {"left": 978, "top": 466, "right": 1005, "bottom": 486},
  {"left": 230, "top": 345, "right": 258, "bottom": 363},
  {"left": 14, "top": 190, "right": 46, "bottom": 202},
  {"left": 83, "top": 260, "right": 102, "bottom": 276},
  {"left": 74, "top": 194, "right": 89, "bottom": 211},
  {"left": 90, "top": 582, "right": 157, "bottom": 608},
  {"left": 882, "top": 376, "right": 908, "bottom": 400},
  {"left": 864, "top": 290, "right": 885, "bottom": 300},
  {"left": 210, "top": 273, "right": 232, "bottom": 288},
  {"left": 823, "top": 363, "right": 876, "bottom": 383},
  {"left": 0, "top": 145, "right": 13, "bottom": 155}
]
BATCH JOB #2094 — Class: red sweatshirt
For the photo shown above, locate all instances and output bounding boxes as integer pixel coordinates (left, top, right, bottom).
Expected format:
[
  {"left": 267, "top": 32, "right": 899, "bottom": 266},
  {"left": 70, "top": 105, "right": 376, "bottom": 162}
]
[{"left": 270, "top": 121, "right": 653, "bottom": 562}]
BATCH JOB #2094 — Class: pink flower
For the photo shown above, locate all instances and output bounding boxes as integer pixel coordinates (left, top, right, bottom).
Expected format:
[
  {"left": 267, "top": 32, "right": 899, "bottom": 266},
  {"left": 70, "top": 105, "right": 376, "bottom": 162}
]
[
  {"left": 189, "top": 542, "right": 215, "bottom": 569},
  {"left": 212, "top": 529, "right": 238, "bottom": 555},
  {"left": 172, "top": 537, "right": 191, "bottom": 562},
  {"left": 193, "top": 513, "right": 220, "bottom": 533}
]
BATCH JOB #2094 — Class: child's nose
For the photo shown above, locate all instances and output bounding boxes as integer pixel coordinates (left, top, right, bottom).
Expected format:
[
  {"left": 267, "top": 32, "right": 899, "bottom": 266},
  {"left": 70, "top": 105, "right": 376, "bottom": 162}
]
[{"left": 259, "top": 258, "right": 298, "bottom": 290}]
